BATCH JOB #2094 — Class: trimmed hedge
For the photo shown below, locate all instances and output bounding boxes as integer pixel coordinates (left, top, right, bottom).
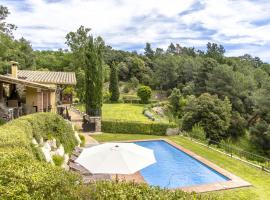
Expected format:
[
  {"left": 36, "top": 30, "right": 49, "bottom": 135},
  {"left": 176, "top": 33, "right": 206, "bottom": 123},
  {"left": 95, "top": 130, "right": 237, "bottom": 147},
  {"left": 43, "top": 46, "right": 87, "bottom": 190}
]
[{"left": 102, "top": 120, "right": 176, "bottom": 135}]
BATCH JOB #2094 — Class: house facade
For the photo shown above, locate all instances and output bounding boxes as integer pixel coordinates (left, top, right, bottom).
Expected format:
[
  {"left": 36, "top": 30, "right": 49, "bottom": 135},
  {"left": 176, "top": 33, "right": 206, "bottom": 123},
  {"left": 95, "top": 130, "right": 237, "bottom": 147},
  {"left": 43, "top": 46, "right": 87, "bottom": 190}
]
[{"left": 0, "top": 61, "right": 76, "bottom": 121}]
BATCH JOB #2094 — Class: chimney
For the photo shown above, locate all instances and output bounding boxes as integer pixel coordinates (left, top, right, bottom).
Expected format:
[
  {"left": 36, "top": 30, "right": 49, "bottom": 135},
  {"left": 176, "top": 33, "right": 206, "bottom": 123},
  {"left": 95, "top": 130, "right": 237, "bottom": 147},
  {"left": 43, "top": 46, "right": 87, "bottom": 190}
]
[{"left": 10, "top": 61, "right": 18, "bottom": 78}]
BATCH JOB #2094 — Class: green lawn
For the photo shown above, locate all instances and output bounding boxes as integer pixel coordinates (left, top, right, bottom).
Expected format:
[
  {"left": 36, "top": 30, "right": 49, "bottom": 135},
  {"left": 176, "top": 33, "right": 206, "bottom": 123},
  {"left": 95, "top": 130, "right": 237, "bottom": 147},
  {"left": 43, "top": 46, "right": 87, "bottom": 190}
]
[
  {"left": 76, "top": 103, "right": 152, "bottom": 122},
  {"left": 92, "top": 133, "right": 270, "bottom": 200}
]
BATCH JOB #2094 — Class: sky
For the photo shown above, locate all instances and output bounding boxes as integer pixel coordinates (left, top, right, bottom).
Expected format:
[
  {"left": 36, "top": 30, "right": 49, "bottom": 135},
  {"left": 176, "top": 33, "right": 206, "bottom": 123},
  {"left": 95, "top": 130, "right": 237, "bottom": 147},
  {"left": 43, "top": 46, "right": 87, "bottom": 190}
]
[{"left": 1, "top": 0, "right": 270, "bottom": 62}]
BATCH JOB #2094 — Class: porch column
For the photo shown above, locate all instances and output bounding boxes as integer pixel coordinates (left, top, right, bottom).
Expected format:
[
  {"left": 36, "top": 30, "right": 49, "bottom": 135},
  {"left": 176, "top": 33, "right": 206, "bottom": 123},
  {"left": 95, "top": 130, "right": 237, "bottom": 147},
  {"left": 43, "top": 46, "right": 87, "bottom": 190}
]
[
  {"left": 37, "top": 89, "right": 44, "bottom": 112},
  {"left": 0, "top": 82, "right": 3, "bottom": 103}
]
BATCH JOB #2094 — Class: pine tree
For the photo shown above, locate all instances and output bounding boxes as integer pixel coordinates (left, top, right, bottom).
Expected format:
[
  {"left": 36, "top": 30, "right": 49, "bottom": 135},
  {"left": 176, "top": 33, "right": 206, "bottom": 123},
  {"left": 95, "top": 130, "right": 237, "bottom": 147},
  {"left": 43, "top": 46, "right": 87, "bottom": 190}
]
[
  {"left": 144, "top": 42, "right": 154, "bottom": 59},
  {"left": 109, "top": 62, "right": 120, "bottom": 102}
]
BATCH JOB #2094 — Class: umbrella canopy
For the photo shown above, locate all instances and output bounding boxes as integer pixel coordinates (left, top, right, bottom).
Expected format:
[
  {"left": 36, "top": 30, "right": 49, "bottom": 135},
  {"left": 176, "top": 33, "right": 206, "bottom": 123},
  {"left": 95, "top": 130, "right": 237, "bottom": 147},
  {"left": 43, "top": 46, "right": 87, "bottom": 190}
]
[{"left": 75, "top": 142, "right": 156, "bottom": 174}]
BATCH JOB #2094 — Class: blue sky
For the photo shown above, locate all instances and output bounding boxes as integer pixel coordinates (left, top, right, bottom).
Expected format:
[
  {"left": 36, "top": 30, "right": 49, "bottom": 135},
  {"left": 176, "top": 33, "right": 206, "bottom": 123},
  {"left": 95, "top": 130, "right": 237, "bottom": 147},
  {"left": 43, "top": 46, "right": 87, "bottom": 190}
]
[{"left": 1, "top": 0, "right": 270, "bottom": 62}]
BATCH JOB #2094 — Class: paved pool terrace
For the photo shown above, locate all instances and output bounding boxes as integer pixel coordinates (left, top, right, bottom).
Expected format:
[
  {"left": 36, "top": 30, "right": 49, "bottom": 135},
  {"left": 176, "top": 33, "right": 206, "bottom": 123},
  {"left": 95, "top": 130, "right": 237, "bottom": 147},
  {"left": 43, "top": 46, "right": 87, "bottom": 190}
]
[{"left": 110, "top": 138, "right": 252, "bottom": 193}]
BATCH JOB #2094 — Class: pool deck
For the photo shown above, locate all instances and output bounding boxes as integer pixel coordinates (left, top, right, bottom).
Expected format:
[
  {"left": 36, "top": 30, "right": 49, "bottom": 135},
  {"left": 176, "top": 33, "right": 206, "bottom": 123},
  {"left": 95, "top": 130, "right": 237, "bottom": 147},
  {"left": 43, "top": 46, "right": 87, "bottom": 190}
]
[{"left": 113, "top": 138, "right": 252, "bottom": 193}]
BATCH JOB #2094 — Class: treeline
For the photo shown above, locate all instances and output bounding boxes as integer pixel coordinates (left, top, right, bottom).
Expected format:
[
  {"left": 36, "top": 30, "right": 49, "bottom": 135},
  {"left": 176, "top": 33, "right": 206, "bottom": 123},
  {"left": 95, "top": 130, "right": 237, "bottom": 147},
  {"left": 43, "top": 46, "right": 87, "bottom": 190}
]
[{"left": 1, "top": 5, "right": 269, "bottom": 157}]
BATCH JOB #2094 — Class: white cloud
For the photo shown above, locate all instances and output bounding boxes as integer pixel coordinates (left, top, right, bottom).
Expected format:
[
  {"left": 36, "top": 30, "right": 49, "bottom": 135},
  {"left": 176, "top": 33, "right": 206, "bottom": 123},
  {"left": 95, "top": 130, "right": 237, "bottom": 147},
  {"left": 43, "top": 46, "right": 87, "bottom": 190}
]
[{"left": 1, "top": 0, "right": 270, "bottom": 62}]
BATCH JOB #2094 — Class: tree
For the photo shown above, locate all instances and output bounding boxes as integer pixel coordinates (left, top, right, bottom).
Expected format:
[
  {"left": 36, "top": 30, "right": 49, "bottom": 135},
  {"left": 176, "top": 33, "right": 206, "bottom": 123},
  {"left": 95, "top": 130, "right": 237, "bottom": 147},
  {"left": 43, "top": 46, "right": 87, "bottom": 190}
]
[
  {"left": 0, "top": 5, "right": 16, "bottom": 36},
  {"left": 206, "top": 42, "right": 225, "bottom": 63},
  {"left": 109, "top": 62, "right": 120, "bottom": 102},
  {"left": 137, "top": 86, "right": 152, "bottom": 104},
  {"left": 182, "top": 93, "right": 232, "bottom": 142},
  {"left": 194, "top": 58, "right": 217, "bottom": 95},
  {"left": 168, "top": 88, "right": 186, "bottom": 118},
  {"left": 166, "top": 43, "right": 176, "bottom": 54},
  {"left": 84, "top": 36, "right": 104, "bottom": 116},
  {"left": 144, "top": 42, "right": 154, "bottom": 59}
]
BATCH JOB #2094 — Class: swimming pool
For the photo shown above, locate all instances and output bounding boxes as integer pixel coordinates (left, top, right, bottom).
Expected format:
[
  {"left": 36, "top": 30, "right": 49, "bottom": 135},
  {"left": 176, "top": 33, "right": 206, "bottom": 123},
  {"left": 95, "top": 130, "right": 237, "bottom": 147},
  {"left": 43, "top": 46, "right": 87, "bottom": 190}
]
[{"left": 134, "top": 140, "right": 230, "bottom": 189}]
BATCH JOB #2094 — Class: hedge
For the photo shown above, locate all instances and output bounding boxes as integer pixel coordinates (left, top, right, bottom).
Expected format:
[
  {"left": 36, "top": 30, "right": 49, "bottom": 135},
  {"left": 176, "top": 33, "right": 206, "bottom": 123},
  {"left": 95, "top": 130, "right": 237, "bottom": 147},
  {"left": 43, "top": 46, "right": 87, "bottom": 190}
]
[
  {"left": 102, "top": 120, "right": 177, "bottom": 135},
  {"left": 75, "top": 180, "right": 219, "bottom": 200},
  {"left": 0, "top": 113, "right": 80, "bottom": 199}
]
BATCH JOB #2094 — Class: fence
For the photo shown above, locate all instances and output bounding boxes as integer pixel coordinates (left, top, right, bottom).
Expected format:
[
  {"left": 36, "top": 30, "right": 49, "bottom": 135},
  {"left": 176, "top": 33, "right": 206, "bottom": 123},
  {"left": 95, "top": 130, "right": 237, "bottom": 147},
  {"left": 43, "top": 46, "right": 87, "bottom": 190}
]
[{"left": 185, "top": 132, "right": 270, "bottom": 172}]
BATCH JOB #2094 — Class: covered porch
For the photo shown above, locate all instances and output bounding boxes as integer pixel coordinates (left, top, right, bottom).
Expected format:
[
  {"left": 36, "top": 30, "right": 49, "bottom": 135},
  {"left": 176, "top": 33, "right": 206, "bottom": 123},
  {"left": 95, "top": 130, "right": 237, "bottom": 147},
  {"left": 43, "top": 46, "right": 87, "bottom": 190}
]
[{"left": 0, "top": 75, "right": 56, "bottom": 121}]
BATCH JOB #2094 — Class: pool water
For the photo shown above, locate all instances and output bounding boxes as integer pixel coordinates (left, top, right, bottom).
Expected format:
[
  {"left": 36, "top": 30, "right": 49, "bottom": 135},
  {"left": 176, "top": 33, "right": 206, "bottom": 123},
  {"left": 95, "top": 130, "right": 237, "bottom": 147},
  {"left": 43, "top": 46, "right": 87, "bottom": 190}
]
[{"left": 135, "top": 140, "right": 229, "bottom": 189}]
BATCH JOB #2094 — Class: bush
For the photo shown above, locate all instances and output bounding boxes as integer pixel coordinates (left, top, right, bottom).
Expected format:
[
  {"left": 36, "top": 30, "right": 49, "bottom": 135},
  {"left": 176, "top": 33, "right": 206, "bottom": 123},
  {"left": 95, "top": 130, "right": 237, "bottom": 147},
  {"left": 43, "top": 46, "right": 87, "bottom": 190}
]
[
  {"left": 190, "top": 124, "right": 206, "bottom": 140},
  {"left": 0, "top": 118, "right": 5, "bottom": 126},
  {"left": 137, "top": 85, "right": 152, "bottom": 104},
  {"left": 102, "top": 120, "right": 176, "bottom": 135},
  {"left": 0, "top": 113, "right": 81, "bottom": 199},
  {"left": 75, "top": 180, "right": 218, "bottom": 200},
  {"left": 79, "top": 134, "right": 86, "bottom": 147},
  {"left": 52, "top": 155, "right": 64, "bottom": 166}
]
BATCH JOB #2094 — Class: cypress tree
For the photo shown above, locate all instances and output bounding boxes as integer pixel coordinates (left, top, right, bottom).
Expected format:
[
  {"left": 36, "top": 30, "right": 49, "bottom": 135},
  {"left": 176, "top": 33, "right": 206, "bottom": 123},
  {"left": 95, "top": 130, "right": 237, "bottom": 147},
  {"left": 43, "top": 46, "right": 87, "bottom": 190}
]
[
  {"left": 84, "top": 36, "right": 104, "bottom": 116},
  {"left": 109, "top": 62, "right": 120, "bottom": 102}
]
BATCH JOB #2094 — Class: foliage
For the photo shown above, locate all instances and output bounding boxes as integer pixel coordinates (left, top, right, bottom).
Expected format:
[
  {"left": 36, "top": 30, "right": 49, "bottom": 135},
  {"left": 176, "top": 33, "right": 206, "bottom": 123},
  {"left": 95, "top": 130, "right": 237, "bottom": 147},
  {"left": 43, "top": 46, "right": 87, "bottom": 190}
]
[
  {"left": 79, "top": 134, "right": 86, "bottom": 147},
  {"left": 75, "top": 180, "right": 218, "bottom": 200},
  {"left": 0, "top": 118, "right": 5, "bottom": 126},
  {"left": 182, "top": 93, "right": 232, "bottom": 142},
  {"left": 109, "top": 62, "right": 120, "bottom": 102},
  {"left": 168, "top": 88, "right": 187, "bottom": 119},
  {"left": 84, "top": 34, "right": 104, "bottom": 116},
  {"left": 190, "top": 124, "right": 206, "bottom": 140},
  {"left": 144, "top": 42, "right": 154, "bottom": 59},
  {"left": 137, "top": 85, "right": 152, "bottom": 104},
  {"left": 0, "top": 113, "right": 81, "bottom": 199},
  {"left": 52, "top": 155, "right": 64, "bottom": 166},
  {"left": 102, "top": 120, "right": 176, "bottom": 135}
]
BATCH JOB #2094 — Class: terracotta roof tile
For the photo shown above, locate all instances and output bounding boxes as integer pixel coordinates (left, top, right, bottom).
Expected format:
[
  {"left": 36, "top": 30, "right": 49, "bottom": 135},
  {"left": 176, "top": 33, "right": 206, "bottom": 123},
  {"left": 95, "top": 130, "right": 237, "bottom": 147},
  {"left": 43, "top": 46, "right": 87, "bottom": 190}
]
[{"left": 17, "top": 70, "right": 77, "bottom": 85}]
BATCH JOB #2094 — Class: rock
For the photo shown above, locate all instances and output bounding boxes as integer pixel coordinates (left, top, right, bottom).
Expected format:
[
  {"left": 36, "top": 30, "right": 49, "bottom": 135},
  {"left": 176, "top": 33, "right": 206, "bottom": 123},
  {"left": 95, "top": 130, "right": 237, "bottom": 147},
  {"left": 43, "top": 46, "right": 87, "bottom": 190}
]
[
  {"left": 41, "top": 146, "right": 53, "bottom": 163},
  {"left": 39, "top": 137, "right": 44, "bottom": 145},
  {"left": 55, "top": 144, "right": 65, "bottom": 157},
  {"left": 47, "top": 139, "right": 57, "bottom": 150},
  {"left": 144, "top": 110, "right": 155, "bottom": 121},
  {"left": 166, "top": 128, "right": 179, "bottom": 136},
  {"left": 74, "top": 131, "right": 81, "bottom": 145},
  {"left": 43, "top": 141, "right": 51, "bottom": 151},
  {"left": 31, "top": 138, "right": 38, "bottom": 146}
]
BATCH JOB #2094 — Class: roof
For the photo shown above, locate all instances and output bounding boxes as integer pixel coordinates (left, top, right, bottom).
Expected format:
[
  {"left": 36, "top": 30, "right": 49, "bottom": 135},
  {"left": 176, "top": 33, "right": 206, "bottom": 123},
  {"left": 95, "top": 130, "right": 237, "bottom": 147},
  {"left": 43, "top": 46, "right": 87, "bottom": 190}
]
[
  {"left": 17, "top": 70, "right": 77, "bottom": 85},
  {"left": 0, "top": 75, "right": 55, "bottom": 91}
]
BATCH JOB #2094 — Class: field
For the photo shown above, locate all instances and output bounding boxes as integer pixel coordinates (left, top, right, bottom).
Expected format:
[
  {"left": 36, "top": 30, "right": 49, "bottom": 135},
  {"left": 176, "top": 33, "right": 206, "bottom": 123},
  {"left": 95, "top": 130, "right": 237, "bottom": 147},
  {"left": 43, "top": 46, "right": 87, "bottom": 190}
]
[{"left": 93, "top": 133, "right": 270, "bottom": 200}]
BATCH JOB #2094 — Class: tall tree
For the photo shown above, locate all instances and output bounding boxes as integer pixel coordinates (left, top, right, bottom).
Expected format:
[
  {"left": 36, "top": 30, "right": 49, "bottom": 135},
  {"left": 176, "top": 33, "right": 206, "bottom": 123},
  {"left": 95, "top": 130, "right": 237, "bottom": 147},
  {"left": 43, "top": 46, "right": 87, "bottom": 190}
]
[
  {"left": 144, "top": 42, "right": 154, "bottom": 59},
  {"left": 109, "top": 62, "right": 120, "bottom": 102},
  {"left": 166, "top": 43, "right": 176, "bottom": 54},
  {"left": 84, "top": 36, "right": 104, "bottom": 116}
]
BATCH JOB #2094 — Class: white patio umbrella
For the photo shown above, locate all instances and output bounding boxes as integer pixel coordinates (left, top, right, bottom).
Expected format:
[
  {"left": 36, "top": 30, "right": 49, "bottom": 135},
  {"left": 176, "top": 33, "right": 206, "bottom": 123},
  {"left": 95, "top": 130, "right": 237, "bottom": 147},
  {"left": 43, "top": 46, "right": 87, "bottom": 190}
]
[{"left": 75, "top": 142, "right": 156, "bottom": 175}]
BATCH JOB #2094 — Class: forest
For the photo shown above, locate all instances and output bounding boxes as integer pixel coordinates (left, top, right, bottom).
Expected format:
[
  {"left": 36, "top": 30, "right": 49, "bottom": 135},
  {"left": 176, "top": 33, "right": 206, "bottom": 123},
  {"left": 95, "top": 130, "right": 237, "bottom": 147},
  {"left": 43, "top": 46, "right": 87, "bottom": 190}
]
[{"left": 1, "top": 5, "right": 270, "bottom": 158}]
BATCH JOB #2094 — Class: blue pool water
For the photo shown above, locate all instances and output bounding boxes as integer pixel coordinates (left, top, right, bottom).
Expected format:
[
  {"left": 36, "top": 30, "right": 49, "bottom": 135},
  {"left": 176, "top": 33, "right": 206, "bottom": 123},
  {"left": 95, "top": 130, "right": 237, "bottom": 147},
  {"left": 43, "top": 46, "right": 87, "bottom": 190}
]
[{"left": 135, "top": 140, "right": 229, "bottom": 189}]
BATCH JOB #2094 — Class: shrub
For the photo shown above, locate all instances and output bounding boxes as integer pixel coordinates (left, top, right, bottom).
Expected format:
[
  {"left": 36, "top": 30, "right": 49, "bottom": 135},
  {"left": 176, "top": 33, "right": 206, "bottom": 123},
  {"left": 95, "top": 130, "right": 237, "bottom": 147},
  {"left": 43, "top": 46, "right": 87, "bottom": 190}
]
[
  {"left": 0, "top": 118, "right": 5, "bottom": 126},
  {"left": 102, "top": 120, "right": 176, "bottom": 135},
  {"left": 190, "top": 124, "right": 206, "bottom": 140},
  {"left": 0, "top": 113, "right": 81, "bottom": 199},
  {"left": 103, "top": 91, "right": 111, "bottom": 103},
  {"left": 52, "top": 155, "right": 64, "bottom": 166},
  {"left": 75, "top": 180, "right": 218, "bottom": 200},
  {"left": 79, "top": 134, "right": 86, "bottom": 147},
  {"left": 137, "top": 85, "right": 152, "bottom": 104}
]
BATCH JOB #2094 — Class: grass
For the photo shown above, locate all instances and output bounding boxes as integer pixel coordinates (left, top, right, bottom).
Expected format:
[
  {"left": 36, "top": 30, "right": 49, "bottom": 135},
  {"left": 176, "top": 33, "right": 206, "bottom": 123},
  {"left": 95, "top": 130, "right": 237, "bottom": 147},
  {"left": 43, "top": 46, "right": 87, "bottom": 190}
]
[
  {"left": 92, "top": 133, "right": 270, "bottom": 200},
  {"left": 76, "top": 103, "right": 152, "bottom": 122}
]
